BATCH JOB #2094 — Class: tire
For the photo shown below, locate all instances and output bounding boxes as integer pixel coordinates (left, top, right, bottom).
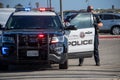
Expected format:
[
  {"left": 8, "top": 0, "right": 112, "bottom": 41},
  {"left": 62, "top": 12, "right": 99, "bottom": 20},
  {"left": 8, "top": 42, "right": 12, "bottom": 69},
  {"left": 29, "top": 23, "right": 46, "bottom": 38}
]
[
  {"left": 59, "top": 59, "right": 68, "bottom": 69},
  {"left": 111, "top": 26, "right": 120, "bottom": 35},
  {"left": 0, "top": 64, "right": 9, "bottom": 71},
  {"left": 59, "top": 45, "right": 68, "bottom": 69},
  {"left": 0, "top": 61, "right": 9, "bottom": 70}
]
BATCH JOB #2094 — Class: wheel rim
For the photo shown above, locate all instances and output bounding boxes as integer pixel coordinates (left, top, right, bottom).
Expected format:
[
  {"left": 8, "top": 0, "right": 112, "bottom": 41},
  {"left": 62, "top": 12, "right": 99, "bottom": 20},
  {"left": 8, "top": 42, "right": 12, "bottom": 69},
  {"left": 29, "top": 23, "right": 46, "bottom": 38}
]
[{"left": 112, "top": 27, "right": 120, "bottom": 35}]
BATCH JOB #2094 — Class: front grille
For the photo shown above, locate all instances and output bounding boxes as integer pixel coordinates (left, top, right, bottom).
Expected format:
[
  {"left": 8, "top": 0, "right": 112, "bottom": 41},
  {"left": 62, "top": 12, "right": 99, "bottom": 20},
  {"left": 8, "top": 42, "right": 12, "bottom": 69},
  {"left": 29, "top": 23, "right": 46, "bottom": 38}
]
[
  {"left": 16, "top": 34, "right": 49, "bottom": 61},
  {"left": 18, "top": 34, "right": 48, "bottom": 47}
]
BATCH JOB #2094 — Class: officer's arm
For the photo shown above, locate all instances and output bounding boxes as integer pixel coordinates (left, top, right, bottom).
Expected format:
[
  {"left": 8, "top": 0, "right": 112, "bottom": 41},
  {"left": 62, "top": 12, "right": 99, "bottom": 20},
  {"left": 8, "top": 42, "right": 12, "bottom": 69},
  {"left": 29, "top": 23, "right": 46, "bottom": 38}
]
[{"left": 95, "top": 14, "right": 103, "bottom": 28}]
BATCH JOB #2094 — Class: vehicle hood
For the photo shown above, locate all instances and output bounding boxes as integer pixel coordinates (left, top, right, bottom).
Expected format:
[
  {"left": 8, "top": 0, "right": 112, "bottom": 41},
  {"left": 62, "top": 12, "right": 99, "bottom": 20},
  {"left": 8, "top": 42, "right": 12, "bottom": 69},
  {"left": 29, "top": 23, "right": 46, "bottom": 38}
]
[{"left": 2, "top": 29, "right": 64, "bottom": 35}]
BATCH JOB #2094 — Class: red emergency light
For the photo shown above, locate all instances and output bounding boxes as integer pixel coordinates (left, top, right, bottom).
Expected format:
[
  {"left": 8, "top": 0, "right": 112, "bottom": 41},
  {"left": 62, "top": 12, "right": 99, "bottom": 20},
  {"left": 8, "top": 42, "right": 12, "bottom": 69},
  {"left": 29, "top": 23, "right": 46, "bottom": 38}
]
[
  {"left": 39, "top": 8, "right": 46, "bottom": 11},
  {"left": 38, "top": 7, "right": 54, "bottom": 12},
  {"left": 38, "top": 34, "right": 45, "bottom": 38}
]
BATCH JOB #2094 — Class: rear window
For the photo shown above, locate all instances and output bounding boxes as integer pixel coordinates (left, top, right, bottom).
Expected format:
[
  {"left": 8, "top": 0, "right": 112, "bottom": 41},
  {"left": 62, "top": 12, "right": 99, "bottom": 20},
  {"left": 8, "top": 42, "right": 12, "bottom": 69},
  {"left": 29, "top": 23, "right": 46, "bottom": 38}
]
[
  {"left": 70, "top": 13, "right": 94, "bottom": 29},
  {"left": 113, "top": 15, "right": 120, "bottom": 19},
  {"left": 6, "top": 15, "right": 63, "bottom": 30}
]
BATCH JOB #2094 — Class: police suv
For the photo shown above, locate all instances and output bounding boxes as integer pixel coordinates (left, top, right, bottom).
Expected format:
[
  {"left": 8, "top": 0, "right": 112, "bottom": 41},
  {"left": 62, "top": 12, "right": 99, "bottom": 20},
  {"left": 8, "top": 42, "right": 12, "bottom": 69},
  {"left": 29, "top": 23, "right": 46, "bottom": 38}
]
[{"left": 0, "top": 8, "right": 95, "bottom": 69}]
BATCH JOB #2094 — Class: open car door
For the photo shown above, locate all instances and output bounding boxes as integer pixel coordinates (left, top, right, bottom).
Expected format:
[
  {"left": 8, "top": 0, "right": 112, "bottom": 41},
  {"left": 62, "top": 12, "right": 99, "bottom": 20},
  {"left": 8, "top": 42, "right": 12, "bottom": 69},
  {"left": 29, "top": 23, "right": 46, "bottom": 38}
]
[{"left": 66, "top": 13, "right": 95, "bottom": 59}]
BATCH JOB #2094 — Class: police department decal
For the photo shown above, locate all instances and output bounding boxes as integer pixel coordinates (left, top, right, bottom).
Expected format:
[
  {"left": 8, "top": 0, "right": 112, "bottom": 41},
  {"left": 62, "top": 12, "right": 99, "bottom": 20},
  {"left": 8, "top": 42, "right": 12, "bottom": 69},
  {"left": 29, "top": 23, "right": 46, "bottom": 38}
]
[
  {"left": 68, "top": 32, "right": 93, "bottom": 46},
  {"left": 80, "top": 32, "right": 85, "bottom": 38}
]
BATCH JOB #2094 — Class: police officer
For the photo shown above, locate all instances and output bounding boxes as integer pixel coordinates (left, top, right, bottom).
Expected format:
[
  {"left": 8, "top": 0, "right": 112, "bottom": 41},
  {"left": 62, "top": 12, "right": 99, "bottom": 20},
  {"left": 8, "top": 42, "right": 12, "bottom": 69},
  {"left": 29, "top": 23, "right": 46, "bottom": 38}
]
[{"left": 79, "top": 5, "right": 103, "bottom": 66}]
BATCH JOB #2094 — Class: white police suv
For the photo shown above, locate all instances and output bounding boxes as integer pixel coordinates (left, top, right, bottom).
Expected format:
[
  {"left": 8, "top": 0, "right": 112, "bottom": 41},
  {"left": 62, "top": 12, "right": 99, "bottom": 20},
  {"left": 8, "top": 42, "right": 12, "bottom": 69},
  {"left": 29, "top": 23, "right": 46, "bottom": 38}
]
[{"left": 0, "top": 8, "right": 95, "bottom": 69}]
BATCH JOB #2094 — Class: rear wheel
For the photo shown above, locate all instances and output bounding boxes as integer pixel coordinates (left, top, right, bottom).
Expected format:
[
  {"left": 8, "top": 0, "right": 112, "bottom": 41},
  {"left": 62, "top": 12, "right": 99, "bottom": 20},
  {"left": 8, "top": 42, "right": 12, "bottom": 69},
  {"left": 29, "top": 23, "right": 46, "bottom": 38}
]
[{"left": 111, "top": 26, "right": 120, "bottom": 35}]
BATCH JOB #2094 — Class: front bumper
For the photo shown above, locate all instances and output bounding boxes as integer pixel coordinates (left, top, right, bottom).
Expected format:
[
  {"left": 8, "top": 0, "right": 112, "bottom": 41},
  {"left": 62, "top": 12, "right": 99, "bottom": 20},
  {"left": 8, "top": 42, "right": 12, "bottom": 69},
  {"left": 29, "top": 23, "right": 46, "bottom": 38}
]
[
  {"left": 0, "top": 53, "right": 64, "bottom": 64},
  {"left": 0, "top": 43, "right": 65, "bottom": 64},
  {"left": 0, "top": 33, "right": 67, "bottom": 65}
]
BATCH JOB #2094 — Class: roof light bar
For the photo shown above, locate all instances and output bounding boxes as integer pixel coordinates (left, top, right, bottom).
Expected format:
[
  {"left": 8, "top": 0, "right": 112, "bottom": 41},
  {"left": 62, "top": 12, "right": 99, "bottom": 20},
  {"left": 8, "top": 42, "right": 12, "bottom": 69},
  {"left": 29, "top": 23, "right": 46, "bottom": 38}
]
[
  {"left": 15, "top": 7, "right": 31, "bottom": 12},
  {"left": 25, "top": 7, "right": 31, "bottom": 11},
  {"left": 38, "top": 7, "right": 54, "bottom": 12}
]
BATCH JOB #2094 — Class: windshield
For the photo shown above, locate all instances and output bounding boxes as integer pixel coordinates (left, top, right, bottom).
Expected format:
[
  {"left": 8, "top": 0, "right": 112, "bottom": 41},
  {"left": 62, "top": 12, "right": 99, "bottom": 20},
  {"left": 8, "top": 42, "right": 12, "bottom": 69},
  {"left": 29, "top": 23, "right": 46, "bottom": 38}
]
[{"left": 6, "top": 16, "right": 63, "bottom": 29}]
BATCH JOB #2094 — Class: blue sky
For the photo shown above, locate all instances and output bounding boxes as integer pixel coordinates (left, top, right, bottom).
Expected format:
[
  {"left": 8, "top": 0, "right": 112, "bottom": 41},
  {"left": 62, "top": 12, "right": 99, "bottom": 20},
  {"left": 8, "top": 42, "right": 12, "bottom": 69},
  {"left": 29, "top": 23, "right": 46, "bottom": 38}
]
[{"left": 0, "top": 0, "right": 120, "bottom": 12}]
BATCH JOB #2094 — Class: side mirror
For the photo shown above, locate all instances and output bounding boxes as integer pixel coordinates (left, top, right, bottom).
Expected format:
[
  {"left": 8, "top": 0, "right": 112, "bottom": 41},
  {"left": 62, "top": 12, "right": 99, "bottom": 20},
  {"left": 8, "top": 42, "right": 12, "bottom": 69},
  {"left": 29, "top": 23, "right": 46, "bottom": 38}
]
[
  {"left": 0, "top": 24, "right": 5, "bottom": 30},
  {"left": 64, "top": 25, "right": 77, "bottom": 30},
  {"left": 0, "top": 24, "right": 3, "bottom": 29}
]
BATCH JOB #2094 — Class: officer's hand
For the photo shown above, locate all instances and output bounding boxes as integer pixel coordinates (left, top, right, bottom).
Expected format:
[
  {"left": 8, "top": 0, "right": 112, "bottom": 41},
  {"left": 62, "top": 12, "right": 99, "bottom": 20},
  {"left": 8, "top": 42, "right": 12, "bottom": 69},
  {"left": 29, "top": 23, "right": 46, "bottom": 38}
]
[{"left": 98, "top": 22, "right": 103, "bottom": 28}]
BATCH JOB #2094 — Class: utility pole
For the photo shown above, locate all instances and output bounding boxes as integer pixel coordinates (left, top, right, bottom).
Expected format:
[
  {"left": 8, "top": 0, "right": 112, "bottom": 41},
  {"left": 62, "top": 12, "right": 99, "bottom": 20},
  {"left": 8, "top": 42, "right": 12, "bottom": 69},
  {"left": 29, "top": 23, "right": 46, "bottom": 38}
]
[
  {"left": 49, "top": 0, "right": 51, "bottom": 8},
  {"left": 60, "top": 0, "right": 63, "bottom": 22},
  {"left": 47, "top": 0, "right": 49, "bottom": 7},
  {"left": 47, "top": 0, "right": 51, "bottom": 8}
]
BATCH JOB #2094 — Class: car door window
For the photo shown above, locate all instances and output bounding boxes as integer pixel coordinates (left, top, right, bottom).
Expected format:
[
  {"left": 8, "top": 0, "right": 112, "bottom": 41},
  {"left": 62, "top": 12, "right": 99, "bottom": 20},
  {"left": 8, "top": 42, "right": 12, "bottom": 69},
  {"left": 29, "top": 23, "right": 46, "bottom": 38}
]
[{"left": 70, "top": 13, "right": 94, "bottom": 29}]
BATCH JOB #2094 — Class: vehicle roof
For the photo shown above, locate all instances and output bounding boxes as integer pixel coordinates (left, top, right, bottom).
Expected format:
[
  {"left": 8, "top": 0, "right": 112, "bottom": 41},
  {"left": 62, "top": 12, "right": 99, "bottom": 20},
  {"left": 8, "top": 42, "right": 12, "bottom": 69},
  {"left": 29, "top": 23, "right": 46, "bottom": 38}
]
[
  {"left": 0, "top": 8, "right": 15, "bottom": 12},
  {"left": 13, "top": 11, "right": 56, "bottom": 16},
  {"left": 98, "top": 13, "right": 120, "bottom": 16}
]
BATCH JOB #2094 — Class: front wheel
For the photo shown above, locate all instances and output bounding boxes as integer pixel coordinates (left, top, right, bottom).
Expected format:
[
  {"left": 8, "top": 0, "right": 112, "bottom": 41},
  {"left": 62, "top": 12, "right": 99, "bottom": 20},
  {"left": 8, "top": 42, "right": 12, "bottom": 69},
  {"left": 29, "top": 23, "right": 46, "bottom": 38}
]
[
  {"left": 111, "top": 26, "right": 120, "bottom": 35},
  {"left": 0, "top": 64, "right": 9, "bottom": 70},
  {"left": 59, "top": 59, "right": 68, "bottom": 69}
]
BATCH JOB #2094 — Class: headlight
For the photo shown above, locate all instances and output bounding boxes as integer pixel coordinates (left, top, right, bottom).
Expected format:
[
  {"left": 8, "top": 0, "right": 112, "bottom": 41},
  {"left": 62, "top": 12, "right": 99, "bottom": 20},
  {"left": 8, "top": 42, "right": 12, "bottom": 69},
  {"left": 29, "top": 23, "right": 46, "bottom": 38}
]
[
  {"left": 51, "top": 36, "right": 64, "bottom": 43},
  {"left": 2, "top": 47, "right": 9, "bottom": 55},
  {"left": 54, "top": 47, "right": 63, "bottom": 54},
  {"left": 2, "top": 36, "right": 15, "bottom": 43}
]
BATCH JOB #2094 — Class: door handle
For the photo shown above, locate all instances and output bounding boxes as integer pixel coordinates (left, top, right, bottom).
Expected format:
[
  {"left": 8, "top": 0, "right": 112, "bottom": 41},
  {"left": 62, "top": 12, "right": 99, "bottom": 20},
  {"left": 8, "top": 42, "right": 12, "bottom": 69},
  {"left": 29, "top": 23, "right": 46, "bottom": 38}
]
[{"left": 85, "top": 31, "right": 92, "bottom": 34}]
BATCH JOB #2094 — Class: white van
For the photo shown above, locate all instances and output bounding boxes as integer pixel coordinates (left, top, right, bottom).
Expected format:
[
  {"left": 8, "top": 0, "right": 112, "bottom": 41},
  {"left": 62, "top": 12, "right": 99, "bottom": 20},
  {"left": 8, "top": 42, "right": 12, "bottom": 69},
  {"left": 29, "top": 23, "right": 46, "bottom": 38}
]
[{"left": 0, "top": 8, "right": 15, "bottom": 27}]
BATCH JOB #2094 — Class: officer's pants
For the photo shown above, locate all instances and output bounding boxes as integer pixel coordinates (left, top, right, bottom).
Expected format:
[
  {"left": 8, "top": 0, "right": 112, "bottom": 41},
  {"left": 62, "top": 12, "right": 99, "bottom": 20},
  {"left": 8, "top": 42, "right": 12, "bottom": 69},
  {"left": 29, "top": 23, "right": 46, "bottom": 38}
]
[{"left": 79, "top": 34, "right": 100, "bottom": 64}]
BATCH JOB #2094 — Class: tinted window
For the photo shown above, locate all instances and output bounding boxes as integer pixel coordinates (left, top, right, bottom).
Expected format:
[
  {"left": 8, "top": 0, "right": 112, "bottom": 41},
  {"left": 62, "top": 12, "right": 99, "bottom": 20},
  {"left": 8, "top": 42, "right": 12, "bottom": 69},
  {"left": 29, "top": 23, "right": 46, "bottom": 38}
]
[
  {"left": 114, "top": 15, "right": 120, "bottom": 19},
  {"left": 70, "top": 13, "right": 93, "bottom": 29},
  {"left": 64, "top": 14, "right": 77, "bottom": 22},
  {"left": 103, "top": 14, "right": 114, "bottom": 20},
  {"left": 6, "top": 16, "right": 62, "bottom": 29}
]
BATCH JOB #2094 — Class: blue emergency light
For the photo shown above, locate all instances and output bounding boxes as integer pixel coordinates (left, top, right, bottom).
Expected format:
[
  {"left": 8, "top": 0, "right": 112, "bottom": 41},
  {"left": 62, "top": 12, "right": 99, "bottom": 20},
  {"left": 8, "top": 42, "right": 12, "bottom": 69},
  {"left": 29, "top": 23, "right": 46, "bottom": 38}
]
[
  {"left": 15, "top": 7, "right": 31, "bottom": 12},
  {"left": 25, "top": 7, "right": 31, "bottom": 11},
  {"left": 2, "top": 47, "right": 9, "bottom": 55}
]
